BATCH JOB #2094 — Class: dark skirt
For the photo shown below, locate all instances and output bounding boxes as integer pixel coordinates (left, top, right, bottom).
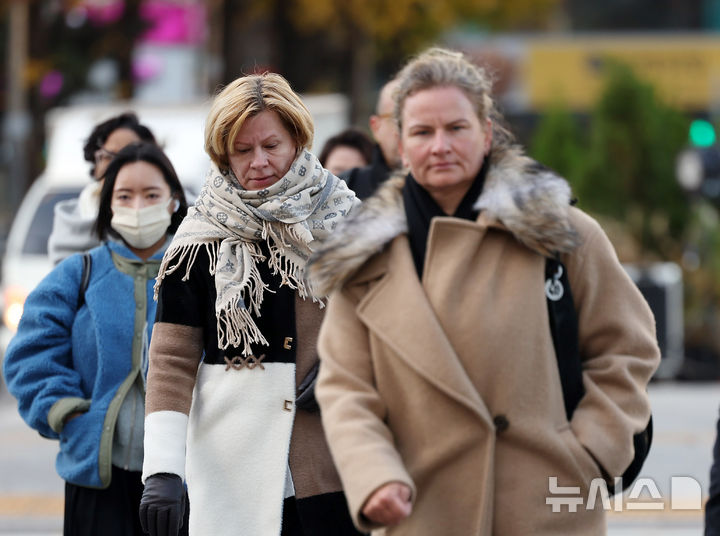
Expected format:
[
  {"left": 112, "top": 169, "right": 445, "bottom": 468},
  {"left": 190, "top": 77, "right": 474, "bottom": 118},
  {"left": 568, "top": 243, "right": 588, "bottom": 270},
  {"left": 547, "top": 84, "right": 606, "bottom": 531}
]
[
  {"left": 284, "top": 492, "right": 366, "bottom": 536},
  {"left": 64, "top": 465, "right": 189, "bottom": 536}
]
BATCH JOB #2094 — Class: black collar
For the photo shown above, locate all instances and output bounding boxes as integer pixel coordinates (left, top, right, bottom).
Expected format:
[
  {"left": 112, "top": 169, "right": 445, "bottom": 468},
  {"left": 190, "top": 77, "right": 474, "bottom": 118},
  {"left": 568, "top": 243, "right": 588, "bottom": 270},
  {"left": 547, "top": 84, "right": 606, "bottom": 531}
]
[{"left": 402, "top": 156, "right": 490, "bottom": 277}]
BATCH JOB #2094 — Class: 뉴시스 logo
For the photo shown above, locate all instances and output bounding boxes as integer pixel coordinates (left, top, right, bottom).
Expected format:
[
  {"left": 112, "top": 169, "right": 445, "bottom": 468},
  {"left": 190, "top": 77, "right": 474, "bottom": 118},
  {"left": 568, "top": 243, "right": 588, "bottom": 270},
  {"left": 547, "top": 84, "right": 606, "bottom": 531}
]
[{"left": 546, "top": 476, "right": 702, "bottom": 512}]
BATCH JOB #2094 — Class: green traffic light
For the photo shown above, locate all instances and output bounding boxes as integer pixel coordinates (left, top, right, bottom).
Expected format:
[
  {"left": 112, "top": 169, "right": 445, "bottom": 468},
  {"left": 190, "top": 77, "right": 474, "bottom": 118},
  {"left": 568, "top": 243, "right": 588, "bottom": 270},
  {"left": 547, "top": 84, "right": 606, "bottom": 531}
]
[{"left": 689, "top": 119, "right": 716, "bottom": 147}]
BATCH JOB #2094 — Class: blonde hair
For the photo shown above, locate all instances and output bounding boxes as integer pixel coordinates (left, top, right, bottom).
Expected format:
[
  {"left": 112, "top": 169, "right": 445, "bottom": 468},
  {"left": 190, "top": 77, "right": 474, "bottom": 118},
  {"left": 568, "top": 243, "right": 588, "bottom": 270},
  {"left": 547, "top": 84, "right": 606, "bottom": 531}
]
[
  {"left": 393, "top": 47, "right": 514, "bottom": 150},
  {"left": 204, "top": 72, "right": 314, "bottom": 169}
]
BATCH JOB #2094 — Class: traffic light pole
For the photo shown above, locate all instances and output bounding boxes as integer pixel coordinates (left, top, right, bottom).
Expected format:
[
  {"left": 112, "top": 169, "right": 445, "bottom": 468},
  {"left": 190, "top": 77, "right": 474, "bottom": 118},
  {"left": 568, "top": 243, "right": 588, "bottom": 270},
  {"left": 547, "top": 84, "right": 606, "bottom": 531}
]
[
  {"left": 676, "top": 145, "right": 720, "bottom": 199},
  {"left": 3, "top": 1, "right": 32, "bottom": 230}
]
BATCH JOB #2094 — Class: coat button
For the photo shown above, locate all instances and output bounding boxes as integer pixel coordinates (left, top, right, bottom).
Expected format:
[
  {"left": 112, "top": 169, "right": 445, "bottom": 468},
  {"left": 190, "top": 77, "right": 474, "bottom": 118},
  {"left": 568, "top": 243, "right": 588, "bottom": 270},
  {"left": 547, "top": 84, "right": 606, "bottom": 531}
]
[{"left": 493, "top": 414, "right": 510, "bottom": 433}]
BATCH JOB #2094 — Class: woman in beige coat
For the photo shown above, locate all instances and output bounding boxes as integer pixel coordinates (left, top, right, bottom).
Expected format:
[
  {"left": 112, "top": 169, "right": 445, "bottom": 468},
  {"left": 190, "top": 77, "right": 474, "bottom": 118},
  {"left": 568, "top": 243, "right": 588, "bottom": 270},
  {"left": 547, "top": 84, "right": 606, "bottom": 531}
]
[{"left": 306, "top": 47, "right": 660, "bottom": 535}]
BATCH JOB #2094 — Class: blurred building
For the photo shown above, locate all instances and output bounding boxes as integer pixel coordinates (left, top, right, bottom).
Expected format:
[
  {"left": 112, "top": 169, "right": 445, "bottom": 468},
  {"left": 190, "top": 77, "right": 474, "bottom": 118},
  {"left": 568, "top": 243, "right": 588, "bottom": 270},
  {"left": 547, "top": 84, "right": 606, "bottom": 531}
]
[
  {"left": 131, "top": 0, "right": 208, "bottom": 103},
  {"left": 441, "top": 0, "right": 720, "bottom": 145}
]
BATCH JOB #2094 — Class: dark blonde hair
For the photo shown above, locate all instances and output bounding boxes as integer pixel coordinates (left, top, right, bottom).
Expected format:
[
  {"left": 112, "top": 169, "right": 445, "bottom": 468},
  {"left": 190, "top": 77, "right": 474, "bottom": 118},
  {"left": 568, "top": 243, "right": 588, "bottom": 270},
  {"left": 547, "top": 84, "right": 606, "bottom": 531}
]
[
  {"left": 204, "top": 73, "right": 314, "bottom": 169},
  {"left": 393, "top": 47, "right": 513, "bottom": 150}
]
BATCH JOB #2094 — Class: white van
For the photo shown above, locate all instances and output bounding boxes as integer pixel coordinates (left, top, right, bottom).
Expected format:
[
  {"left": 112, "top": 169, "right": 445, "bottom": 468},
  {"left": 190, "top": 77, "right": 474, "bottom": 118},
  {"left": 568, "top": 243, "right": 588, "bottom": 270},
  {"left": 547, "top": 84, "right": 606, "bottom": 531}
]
[{"left": 0, "top": 95, "right": 348, "bottom": 354}]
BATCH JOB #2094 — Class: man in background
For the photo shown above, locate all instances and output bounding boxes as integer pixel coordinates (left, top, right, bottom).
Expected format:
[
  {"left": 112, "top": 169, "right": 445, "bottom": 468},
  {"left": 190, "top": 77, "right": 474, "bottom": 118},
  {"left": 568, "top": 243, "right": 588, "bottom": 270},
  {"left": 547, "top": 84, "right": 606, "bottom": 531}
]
[{"left": 341, "top": 78, "right": 401, "bottom": 200}]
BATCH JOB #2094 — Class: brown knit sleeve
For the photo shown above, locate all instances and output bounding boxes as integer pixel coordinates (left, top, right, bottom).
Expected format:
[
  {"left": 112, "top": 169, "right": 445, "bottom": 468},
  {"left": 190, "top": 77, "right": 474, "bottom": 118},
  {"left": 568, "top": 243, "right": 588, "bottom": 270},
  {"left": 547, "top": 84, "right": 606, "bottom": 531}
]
[
  {"left": 145, "top": 322, "right": 203, "bottom": 415},
  {"left": 293, "top": 294, "right": 324, "bottom": 387}
]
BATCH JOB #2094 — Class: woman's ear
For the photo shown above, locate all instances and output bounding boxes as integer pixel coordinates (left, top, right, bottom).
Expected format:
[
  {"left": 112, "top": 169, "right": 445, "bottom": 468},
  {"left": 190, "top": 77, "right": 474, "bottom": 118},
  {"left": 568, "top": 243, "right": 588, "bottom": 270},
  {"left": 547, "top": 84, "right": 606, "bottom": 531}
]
[
  {"left": 483, "top": 118, "right": 493, "bottom": 155},
  {"left": 398, "top": 140, "right": 409, "bottom": 169}
]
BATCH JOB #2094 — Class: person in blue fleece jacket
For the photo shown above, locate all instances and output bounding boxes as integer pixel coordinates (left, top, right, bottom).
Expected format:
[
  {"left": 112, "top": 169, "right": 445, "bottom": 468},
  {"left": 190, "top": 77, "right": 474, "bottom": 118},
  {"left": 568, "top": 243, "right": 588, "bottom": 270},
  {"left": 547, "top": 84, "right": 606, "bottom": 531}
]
[{"left": 3, "top": 141, "right": 188, "bottom": 536}]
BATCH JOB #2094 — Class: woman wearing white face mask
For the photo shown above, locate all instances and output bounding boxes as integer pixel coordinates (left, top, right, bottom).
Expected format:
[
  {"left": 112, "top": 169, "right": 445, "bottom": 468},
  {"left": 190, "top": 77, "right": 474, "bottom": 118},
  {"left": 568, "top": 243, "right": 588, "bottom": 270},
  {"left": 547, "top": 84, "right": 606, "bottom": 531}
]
[
  {"left": 3, "top": 141, "right": 189, "bottom": 536},
  {"left": 98, "top": 144, "right": 184, "bottom": 260}
]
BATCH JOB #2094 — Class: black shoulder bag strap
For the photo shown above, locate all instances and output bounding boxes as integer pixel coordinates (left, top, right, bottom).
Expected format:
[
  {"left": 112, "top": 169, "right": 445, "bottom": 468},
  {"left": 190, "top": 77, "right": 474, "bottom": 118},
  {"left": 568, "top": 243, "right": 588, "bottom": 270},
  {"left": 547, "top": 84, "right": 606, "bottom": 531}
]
[
  {"left": 77, "top": 252, "right": 92, "bottom": 309},
  {"left": 545, "top": 255, "right": 653, "bottom": 493},
  {"left": 545, "top": 257, "right": 584, "bottom": 419}
]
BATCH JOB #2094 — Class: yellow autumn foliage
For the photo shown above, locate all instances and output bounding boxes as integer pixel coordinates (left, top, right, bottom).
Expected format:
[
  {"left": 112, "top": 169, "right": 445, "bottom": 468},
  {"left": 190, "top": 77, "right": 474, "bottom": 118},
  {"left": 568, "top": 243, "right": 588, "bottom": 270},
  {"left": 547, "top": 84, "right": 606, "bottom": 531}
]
[{"left": 277, "top": 0, "right": 559, "bottom": 42}]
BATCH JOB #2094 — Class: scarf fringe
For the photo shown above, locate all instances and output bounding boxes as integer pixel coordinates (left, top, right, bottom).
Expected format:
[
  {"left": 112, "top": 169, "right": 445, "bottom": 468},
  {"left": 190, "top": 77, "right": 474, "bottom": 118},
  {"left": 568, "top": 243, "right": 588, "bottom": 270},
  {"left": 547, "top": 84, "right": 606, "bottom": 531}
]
[
  {"left": 217, "top": 294, "right": 270, "bottom": 356},
  {"left": 154, "top": 241, "right": 218, "bottom": 300},
  {"left": 238, "top": 242, "right": 270, "bottom": 318},
  {"left": 267, "top": 244, "right": 306, "bottom": 294},
  {"left": 263, "top": 221, "right": 315, "bottom": 299}
]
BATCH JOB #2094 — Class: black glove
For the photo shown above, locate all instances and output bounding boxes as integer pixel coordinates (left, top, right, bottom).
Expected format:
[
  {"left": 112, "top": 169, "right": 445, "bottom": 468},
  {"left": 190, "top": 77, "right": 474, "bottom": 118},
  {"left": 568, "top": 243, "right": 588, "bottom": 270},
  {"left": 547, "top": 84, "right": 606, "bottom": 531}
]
[
  {"left": 139, "top": 473, "right": 186, "bottom": 536},
  {"left": 296, "top": 360, "right": 320, "bottom": 412}
]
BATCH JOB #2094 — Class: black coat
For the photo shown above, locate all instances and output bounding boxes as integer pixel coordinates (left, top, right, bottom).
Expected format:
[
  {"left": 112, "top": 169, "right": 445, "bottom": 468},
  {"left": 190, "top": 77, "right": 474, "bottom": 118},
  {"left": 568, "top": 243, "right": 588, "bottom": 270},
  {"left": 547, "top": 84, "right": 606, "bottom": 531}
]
[
  {"left": 156, "top": 241, "right": 298, "bottom": 367},
  {"left": 707, "top": 406, "right": 720, "bottom": 535}
]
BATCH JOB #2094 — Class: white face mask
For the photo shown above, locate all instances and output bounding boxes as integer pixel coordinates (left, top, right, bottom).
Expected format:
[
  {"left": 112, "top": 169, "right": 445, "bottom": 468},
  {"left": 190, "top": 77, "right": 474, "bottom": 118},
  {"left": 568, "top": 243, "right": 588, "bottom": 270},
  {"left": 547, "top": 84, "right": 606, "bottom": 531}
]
[{"left": 111, "top": 198, "right": 177, "bottom": 249}]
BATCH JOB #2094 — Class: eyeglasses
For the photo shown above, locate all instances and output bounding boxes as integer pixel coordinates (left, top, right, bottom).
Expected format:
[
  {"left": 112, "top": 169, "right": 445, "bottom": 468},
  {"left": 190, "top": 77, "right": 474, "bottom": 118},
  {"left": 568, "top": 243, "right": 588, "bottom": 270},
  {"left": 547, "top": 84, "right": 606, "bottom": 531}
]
[{"left": 94, "top": 147, "right": 118, "bottom": 164}]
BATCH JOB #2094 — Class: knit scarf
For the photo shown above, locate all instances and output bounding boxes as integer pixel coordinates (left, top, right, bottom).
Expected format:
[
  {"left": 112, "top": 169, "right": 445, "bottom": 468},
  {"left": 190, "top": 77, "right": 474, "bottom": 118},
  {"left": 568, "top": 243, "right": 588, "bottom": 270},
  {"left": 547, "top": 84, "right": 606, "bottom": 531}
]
[{"left": 154, "top": 149, "right": 359, "bottom": 355}]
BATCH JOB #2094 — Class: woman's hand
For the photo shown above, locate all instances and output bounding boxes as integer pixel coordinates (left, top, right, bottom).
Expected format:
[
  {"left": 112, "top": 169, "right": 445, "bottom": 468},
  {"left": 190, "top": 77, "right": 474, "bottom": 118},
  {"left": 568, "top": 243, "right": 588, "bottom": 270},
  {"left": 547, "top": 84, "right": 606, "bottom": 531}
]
[
  {"left": 362, "top": 482, "right": 412, "bottom": 526},
  {"left": 139, "top": 473, "right": 186, "bottom": 536}
]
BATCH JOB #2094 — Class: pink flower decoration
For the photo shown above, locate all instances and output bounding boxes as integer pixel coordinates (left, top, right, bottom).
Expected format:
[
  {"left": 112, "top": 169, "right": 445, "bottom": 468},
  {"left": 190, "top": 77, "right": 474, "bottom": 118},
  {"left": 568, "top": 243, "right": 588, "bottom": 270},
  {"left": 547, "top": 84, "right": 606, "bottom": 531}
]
[
  {"left": 39, "top": 70, "right": 64, "bottom": 99},
  {"left": 84, "top": 0, "right": 125, "bottom": 25},
  {"left": 139, "top": 1, "right": 206, "bottom": 45}
]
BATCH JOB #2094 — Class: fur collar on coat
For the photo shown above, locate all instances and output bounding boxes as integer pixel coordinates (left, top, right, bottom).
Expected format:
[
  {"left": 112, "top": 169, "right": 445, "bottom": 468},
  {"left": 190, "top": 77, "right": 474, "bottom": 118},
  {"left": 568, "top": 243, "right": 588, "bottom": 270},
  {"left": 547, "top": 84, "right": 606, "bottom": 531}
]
[{"left": 306, "top": 146, "right": 580, "bottom": 296}]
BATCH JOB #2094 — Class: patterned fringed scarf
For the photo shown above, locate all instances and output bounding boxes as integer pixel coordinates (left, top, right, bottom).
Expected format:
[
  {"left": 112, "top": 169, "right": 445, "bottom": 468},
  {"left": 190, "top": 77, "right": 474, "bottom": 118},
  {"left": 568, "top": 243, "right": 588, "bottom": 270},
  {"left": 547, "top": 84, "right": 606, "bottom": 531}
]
[{"left": 155, "top": 149, "right": 359, "bottom": 355}]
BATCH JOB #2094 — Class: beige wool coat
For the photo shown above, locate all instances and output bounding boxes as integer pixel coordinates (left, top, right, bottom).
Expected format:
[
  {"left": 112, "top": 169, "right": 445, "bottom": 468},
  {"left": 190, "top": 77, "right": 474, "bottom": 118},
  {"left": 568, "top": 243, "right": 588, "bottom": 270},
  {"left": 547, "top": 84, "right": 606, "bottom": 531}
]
[{"left": 307, "top": 148, "right": 661, "bottom": 536}]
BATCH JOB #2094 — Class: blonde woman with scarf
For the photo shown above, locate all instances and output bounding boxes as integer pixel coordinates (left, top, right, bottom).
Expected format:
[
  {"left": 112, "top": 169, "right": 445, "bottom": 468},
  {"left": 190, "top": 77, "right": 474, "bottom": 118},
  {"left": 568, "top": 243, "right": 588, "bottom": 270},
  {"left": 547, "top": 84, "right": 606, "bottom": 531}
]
[{"left": 138, "top": 73, "right": 363, "bottom": 536}]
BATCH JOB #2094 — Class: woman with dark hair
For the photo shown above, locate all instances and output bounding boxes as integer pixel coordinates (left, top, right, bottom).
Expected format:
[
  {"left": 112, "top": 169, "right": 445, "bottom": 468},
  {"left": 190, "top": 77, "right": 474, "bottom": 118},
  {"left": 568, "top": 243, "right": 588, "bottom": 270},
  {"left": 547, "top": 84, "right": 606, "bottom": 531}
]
[
  {"left": 95, "top": 141, "right": 187, "bottom": 247},
  {"left": 318, "top": 127, "right": 374, "bottom": 176},
  {"left": 49, "top": 112, "right": 158, "bottom": 264},
  {"left": 3, "top": 141, "right": 188, "bottom": 536},
  {"left": 84, "top": 113, "right": 157, "bottom": 179}
]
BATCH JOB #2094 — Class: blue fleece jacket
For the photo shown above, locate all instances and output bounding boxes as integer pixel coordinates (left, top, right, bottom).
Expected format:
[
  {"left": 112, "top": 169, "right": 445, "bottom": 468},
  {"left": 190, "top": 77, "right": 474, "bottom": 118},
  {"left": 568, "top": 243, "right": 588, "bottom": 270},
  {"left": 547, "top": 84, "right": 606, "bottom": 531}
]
[{"left": 2, "top": 240, "right": 165, "bottom": 489}]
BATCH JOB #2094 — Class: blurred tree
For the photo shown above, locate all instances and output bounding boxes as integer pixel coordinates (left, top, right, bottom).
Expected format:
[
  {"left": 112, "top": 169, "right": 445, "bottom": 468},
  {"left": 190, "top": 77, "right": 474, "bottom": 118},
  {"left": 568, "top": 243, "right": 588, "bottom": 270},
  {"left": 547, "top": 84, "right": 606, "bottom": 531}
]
[
  {"left": 0, "top": 6, "right": 7, "bottom": 103},
  {"left": 8, "top": 0, "right": 561, "bottom": 204},
  {"left": 579, "top": 62, "right": 690, "bottom": 259},
  {"left": 528, "top": 62, "right": 720, "bottom": 363},
  {"left": 529, "top": 101, "right": 586, "bottom": 183},
  {"left": 286, "top": 0, "right": 561, "bottom": 120},
  {"left": 214, "top": 0, "right": 561, "bottom": 122},
  {"left": 28, "top": 0, "right": 145, "bottom": 103},
  {"left": 14, "top": 0, "right": 148, "bottom": 199},
  {"left": 678, "top": 199, "right": 720, "bottom": 375},
  {"left": 287, "top": 0, "right": 561, "bottom": 50},
  {"left": 531, "top": 62, "right": 690, "bottom": 261}
]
